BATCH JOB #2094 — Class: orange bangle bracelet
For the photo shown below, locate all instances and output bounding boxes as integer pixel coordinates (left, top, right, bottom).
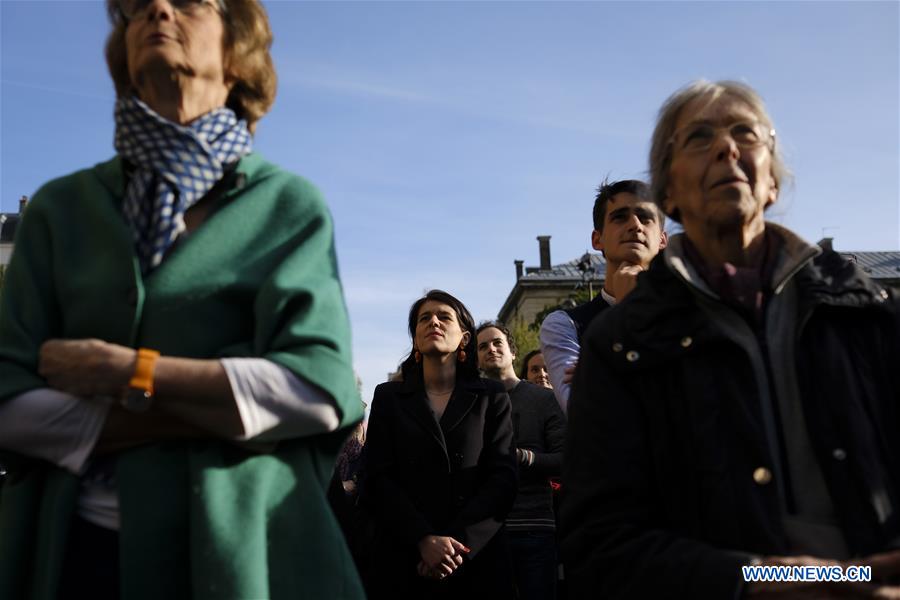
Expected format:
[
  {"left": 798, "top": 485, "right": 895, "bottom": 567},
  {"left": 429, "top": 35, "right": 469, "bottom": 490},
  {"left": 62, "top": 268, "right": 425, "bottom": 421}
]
[{"left": 129, "top": 348, "right": 160, "bottom": 394}]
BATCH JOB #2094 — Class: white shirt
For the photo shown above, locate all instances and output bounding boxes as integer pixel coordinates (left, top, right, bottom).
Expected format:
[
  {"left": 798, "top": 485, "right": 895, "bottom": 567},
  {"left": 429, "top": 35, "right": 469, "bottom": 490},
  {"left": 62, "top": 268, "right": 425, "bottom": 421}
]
[{"left": 539, "top": 288, "right": 617, "bottom": 414}]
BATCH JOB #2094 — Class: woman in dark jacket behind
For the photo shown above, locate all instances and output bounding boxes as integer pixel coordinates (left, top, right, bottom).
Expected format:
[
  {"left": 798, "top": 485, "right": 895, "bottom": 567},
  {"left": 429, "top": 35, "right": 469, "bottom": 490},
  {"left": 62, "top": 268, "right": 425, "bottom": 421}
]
[{"left": 361, "top": 290, "right": 518, "bottom": 599}]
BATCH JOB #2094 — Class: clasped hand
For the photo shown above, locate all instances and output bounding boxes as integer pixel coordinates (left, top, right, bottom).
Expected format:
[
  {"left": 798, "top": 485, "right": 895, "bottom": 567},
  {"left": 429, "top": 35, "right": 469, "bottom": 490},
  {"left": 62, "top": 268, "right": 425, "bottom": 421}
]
[{"left": 417, "top": 535, "right": 470, "bottom": 580}]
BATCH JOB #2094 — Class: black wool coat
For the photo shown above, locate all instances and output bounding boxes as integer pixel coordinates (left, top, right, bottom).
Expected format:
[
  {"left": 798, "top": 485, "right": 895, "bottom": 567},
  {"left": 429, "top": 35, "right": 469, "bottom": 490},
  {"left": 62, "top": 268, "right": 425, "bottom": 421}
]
[
  {"left": 361, "top": 375, "right": 518, "bottom": 598},
  {"left": 561, "top": 244, "right": 900, "bottom": 600}
]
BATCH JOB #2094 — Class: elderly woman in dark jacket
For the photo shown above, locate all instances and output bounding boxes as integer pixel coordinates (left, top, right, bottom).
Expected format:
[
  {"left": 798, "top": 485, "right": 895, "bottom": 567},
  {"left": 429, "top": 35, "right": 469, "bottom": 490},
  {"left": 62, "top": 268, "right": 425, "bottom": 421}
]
[
  {"left": 361, "top": 290, "right": 518, "bottom": 599},
  {"left": 561, "top": 81, "right": 900, "bottom": 599}
]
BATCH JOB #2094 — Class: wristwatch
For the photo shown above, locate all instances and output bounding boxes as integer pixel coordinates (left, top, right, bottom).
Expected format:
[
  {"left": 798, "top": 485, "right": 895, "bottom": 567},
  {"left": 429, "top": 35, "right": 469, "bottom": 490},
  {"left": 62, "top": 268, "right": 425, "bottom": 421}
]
[{"left": 121, "top": 348, "right": 160, "bottom": 413}]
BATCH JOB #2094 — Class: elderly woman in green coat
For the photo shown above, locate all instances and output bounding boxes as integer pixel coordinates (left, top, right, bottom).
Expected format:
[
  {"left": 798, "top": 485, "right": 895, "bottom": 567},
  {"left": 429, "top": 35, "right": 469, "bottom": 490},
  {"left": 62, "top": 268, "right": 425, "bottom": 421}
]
[{"left": 0, "top": 0, "right": 363, "bottom": 598}]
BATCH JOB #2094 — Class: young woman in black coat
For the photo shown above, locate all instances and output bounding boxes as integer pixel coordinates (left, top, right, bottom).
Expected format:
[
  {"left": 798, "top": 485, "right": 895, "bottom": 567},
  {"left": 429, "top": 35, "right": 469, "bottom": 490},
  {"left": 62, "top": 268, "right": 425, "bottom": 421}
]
[{"left": 361, "top": 290, "right": 517, "bottom": 599}]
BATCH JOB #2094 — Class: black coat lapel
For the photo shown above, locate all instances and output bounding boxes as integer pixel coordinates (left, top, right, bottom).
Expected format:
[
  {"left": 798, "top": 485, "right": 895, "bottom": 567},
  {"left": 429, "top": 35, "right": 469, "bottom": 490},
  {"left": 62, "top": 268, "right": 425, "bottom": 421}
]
[
  {"left": 440, "top": 379, "right": 484, "bottom": 433},
  {"left": 397, "top": 384, "right": 447, "bottom": 451}
]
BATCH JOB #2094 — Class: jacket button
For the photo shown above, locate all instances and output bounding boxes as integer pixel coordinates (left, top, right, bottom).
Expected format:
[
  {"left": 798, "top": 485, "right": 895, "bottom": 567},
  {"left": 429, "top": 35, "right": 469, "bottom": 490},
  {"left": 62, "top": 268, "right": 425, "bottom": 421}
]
[
  {"left": 454, "top": 453, "right": 463, "bottom": 462},
  {"left": 832, "top": 448, "right": 847, "bottom": 461},
  {"left": 626, "top": 350, "right": 640, "bottom": 362},
  {"left": 612, "top": 342, "right": 623, "bottom": 352},
  {"left": 680, "top": 336, "right": 693, "bottom": 348},
  {"left": 753, "top": 467, "right": 772, "bottom": 485}
]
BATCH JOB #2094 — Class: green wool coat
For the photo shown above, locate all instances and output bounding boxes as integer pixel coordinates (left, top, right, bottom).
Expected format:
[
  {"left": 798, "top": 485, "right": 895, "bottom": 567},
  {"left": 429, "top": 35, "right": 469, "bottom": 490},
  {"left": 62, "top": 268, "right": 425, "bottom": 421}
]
[{"left": 0, "top": 153, "right": 365, "bottom": 599}]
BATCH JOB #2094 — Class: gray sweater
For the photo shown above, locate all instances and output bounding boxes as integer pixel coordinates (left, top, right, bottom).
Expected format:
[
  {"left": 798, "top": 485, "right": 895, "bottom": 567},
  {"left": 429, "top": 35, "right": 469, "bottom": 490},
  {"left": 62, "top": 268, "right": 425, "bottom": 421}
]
[{"left": 507, "top": 380, "right": 566, "bottom": 531}]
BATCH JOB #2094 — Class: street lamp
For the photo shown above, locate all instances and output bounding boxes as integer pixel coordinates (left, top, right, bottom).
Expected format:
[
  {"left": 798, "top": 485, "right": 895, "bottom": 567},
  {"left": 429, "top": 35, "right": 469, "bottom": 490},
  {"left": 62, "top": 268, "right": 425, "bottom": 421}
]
[{"left": 576, "top": 251, "right": 594, "bottom": 300}]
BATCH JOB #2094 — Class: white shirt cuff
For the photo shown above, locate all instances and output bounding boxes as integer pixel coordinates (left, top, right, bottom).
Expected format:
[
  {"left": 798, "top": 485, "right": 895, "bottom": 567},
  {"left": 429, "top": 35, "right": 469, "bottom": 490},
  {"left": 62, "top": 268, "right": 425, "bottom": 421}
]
[
  {"left": 539, "top": 309, "right": 581, "bottom": 413},
  {"left": 0, "top": 388, "right": 110, "bottom": 474},
  {"left": 221, "top": 358, "right": 340, "bottom": 442}
]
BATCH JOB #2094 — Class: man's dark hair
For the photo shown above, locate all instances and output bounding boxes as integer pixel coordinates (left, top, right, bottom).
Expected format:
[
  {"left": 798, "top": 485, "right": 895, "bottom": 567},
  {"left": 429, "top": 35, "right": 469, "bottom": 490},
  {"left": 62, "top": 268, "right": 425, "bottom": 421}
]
[
  {"left": 593, "top": 178, "right": 661, "bottom": 233},
  {"left": 475, "top": 320, "right": 517, "bottom": 357}
]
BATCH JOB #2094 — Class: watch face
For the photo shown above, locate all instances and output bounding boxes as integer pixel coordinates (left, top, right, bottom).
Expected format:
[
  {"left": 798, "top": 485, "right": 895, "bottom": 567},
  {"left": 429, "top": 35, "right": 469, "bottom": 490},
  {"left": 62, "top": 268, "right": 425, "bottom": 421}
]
[{"left": 122, "top": 388, "right": 153, "bottom": 413}]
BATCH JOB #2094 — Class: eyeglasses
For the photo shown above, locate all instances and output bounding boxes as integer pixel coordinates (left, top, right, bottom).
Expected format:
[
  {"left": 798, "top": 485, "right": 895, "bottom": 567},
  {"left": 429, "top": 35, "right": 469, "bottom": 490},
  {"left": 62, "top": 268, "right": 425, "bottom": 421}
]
[
  {"left": 118, "top": 0, "right": 224, "bottom": 21},
  {"left": 670, "top": 121, "right": 775, "bottom": 154}
]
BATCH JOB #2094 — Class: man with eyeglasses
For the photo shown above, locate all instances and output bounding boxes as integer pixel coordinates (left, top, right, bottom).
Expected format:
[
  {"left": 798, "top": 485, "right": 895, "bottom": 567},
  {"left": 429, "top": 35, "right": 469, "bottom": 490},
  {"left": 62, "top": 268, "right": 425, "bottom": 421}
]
[{"left": 561, "top": 81, "right": 900, "bottom": 598}]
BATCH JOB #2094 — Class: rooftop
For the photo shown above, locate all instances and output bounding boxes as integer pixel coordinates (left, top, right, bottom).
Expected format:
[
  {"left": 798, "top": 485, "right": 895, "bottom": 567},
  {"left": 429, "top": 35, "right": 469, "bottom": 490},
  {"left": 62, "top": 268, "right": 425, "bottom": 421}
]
[
  {"left": 0, "top": 214, "right": 20, "bottom": 244},
  {"left": 513, "top": 236, "right": 900, "bottom": 284},
  {"left": 835, "top": 250, "right": 900, "bottom": 280},
  {"left": 1, "top": 196, "right": 28, "bottom": 244}
]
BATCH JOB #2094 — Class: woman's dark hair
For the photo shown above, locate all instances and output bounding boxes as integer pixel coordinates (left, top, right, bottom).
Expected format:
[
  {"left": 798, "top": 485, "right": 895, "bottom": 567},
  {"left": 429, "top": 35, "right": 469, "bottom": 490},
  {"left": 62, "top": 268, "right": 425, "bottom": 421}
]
[
  {"left": 399, "top": 290, "right": 479, "bottom": 383},
  {"left": 518, "top": 349, "right": 543, "bottom": 380}
]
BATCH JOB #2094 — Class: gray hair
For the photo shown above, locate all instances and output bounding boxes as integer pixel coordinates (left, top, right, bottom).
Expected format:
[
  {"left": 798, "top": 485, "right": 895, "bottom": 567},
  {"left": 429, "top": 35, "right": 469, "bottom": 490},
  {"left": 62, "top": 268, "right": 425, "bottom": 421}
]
[{"left": 648, "top": 80, "right": 789, "bottom": 223}]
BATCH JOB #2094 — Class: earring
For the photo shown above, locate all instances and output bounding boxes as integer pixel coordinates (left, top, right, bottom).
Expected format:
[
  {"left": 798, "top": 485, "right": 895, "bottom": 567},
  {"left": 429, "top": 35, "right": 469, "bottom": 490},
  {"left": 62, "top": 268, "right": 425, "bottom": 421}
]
[
  {"left": 457, "top": 348, "right": 467, "bottom": 363},
  {"left": 414, "top": 350, "right": 422, "bottom": 363}
]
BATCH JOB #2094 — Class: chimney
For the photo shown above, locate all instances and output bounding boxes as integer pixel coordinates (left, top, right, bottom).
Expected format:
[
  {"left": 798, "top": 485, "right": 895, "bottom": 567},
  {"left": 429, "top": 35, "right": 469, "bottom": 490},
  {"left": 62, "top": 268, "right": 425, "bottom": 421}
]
[
  {"left": 514, "top": 260, "right": 524, "bottom": 280},
  {"left": 537, "top": 235, "right": 551, "bottom": 271},
  {"left": 19, "top": 195, "right": 28, "bottom": 214},
  {"left": 817, "top": 237, "right": 833, "bottom": 252}
]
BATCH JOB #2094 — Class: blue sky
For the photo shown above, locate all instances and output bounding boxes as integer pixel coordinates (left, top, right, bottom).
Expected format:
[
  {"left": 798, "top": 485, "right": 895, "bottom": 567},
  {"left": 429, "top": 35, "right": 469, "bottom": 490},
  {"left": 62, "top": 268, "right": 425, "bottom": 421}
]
[{"left": 2, "top": 1, "right": 898, "bottom": 404}]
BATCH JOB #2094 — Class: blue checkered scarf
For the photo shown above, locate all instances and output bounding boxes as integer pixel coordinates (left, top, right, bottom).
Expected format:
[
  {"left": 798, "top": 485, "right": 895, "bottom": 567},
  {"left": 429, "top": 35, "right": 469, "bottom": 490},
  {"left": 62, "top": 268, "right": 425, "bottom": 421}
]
[{"left": 114, "top": 96, "right": 252, "bottom": 273}]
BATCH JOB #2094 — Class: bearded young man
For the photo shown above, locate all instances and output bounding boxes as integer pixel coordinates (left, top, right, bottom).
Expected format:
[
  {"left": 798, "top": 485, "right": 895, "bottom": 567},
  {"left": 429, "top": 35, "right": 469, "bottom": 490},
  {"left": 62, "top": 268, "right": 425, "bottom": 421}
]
[{"left": 477, "top": 321, "right": 566, "bottom": 600}]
